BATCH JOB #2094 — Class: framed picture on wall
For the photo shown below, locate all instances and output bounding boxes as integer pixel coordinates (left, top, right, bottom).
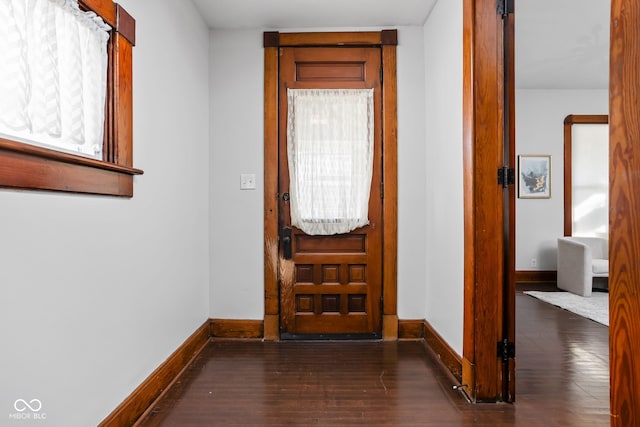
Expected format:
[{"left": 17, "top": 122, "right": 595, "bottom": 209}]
[{"left": 518, "top": 155, "right": 551, "bottom": 198}]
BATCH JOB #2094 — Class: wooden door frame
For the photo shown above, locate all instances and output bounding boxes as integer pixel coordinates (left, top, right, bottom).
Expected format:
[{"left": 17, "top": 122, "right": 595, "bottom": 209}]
[
  {"left": 609, "top": 1, "right": 640, "bottom": 424},
  {"left": 262, "top": 30, "right": 399, "bottom": 340},
  {"left": 503, "top": 1, "right": 517, "bottom": 403},
  {"left": 462, "top": 0, "right": 512, "bottom": 402}
]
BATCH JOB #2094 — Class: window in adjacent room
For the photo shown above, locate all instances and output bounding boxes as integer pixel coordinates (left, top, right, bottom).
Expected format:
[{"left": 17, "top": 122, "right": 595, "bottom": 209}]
[{"left": 563, "top": 115, "right": 609, "bottom": 238}]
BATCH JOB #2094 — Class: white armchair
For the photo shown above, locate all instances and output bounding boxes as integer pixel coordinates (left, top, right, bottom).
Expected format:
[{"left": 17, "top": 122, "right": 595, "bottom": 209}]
[{"left": 557, "top": 237, "right": 609, "bottom": 297}]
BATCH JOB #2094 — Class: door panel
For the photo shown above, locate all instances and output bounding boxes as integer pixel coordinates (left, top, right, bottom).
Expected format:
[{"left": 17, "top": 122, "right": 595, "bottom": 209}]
[{"left": 279, "top": 47, "right": 382, "bottom": 337}]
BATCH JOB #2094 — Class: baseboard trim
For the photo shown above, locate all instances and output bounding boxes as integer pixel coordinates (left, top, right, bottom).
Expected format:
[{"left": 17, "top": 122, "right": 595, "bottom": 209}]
[
  {"left": 98, "top": 320, "right": 211, "bottom": 427},
  {"left": 210, "top": 319, "right": 264, "bottom": 338},
  {"left": 398, "top": 319, "right": 425, "bottom": 339},
  {"left": 516, "top": 270, "right": 557, "bottom": 283},
  {"left": 423, "top": 320, "right": 463, "bottom": 382}
]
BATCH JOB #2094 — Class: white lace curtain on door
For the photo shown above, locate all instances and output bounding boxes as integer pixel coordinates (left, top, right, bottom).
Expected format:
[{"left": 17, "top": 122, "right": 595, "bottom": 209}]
[
  {"left": 287, "top": 89, "right": 374, "bottom": 235},
  {"left": 0, "top": 0, "right": 110, "bottom": 159}
]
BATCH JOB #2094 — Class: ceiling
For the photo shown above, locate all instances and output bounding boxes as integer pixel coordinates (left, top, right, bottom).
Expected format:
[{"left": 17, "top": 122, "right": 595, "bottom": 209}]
[
  {"left": 191, "top": 0, "right": 438, "bottom": 29},
  {"left": 515, "top": 0, "right": 609, "bottom": 90},
  {"left": 191, "top": 0, "right": 609, "bottom": 90}
]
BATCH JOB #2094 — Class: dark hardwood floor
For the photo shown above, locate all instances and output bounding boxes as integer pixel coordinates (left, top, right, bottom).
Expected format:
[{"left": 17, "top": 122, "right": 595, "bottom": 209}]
[{"left": 137, "top": 284, "right": 609, "bottom": 426}]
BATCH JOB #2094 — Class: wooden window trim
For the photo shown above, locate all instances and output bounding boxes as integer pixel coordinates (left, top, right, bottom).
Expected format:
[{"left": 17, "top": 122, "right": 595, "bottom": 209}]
[{"left": 0, "top": 0, "right": 142, "bottom": 197}]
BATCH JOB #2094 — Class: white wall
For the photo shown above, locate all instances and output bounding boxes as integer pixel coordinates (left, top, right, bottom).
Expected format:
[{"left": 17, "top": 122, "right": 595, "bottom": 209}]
[
  {"left": 515, "top": 89, "right": 608, "bottom": 270},
  {"left": 0, "top": 0, "right": 211, "bottom": 425},
  {"left": 423, "top": 0, "right": 464, "bottom": 355},
  {"left": 397, "top": 27, "right": 428, "bottom": 319},
  {"left": 208, "top": 27, "right": 429, "bottom": 320},
  {"left": 209, "top": 29, "right": 265, "bottom": 319}
]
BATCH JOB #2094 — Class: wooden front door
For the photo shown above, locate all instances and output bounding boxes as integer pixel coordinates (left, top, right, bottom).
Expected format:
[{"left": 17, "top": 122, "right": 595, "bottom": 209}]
[{"left": 278, "top": 46, "right": 383, "bottom": 338}]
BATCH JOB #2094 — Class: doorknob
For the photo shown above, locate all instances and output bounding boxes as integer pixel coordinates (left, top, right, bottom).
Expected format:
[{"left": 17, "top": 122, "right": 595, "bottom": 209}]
[{"left": 281, "top": 227, "right": 292, "bottom": 259}]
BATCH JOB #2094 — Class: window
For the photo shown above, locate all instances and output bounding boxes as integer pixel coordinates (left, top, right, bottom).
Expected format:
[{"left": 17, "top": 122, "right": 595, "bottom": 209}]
[
  {"left": 563, "top": 115, "right": 609, "bottom": 237},
  {"left": 0, "top": 0, "right": 142, "bottom": 196},
  {"left": 286, "top": 88, "right": 374, "bottom": 235}
]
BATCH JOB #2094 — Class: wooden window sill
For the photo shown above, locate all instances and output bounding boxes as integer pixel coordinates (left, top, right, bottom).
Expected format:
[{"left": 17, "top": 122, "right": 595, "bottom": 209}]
[{"left": 0, "top": 137, "right": 143, "bottom": 197}]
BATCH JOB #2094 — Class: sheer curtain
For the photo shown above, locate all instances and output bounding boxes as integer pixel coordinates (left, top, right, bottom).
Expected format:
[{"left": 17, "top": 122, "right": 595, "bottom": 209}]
[
  {"left": 0, "top": 0, "right": 110, "bottom": 159},
  {"left": 287, "top": 88, "right": 374, "bottom": 235}
]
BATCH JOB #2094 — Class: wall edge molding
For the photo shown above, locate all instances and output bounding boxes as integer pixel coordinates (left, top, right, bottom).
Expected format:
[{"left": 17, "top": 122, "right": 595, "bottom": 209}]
[
  {"left": 210, "top": 319, "right": 264, "bottom": 338},
  {"left": 423, "top": 320, "right": 463, "bottom": 383},
  {"left": 515, "top": 270, "right": 557, "bottom": 283},
  {"left": 398, "top": 319, "right": 425, "bottom": 339}
]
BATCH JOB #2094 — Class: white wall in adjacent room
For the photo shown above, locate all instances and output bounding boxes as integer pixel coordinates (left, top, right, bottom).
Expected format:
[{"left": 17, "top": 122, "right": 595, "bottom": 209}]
[{"left": 515, "top": 89, "right": 608, "bottom": 271}]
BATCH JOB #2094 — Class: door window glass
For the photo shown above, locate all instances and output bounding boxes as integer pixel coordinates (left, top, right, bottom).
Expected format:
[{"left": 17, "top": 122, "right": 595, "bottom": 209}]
[{"left": 287, "top": 88, "right": 374, "bottom": 235}]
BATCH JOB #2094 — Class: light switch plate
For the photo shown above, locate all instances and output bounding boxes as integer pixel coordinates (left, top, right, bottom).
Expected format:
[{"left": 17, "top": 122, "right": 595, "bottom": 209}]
[{"left": 240, "top": 173, "right": 256, "bottom": 190}]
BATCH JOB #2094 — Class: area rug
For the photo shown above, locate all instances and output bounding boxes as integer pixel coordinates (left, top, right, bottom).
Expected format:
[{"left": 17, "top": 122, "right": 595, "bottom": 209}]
[{"left": 523, "top": 291, "right": 609, "bottom": 326}]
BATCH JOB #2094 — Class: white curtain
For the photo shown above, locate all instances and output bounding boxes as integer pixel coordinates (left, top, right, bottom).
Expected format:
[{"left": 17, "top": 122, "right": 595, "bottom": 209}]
[
  {"left": 287, "top": 88, "right": 374, "bottom": 235},
  {"left": 0, "top": 0, "right": 110, "bottom": 159}
]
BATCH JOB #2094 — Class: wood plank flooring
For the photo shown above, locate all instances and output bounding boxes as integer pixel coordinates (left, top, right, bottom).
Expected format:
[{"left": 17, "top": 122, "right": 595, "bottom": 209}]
[{"left": 137, "top": 286, "right": 609, "bottom": 426}]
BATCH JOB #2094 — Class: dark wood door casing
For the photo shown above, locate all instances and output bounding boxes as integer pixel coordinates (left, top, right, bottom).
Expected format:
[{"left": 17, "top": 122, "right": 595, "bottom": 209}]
[
  {"left": 609, "top": 0, "right": 640, "bottom": 424},
  {"left": 463, "top": 0, "right": 511, "bottom": 402},
  {"left": 502, "top": 5, "right": 517, "bottom": 402}
]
